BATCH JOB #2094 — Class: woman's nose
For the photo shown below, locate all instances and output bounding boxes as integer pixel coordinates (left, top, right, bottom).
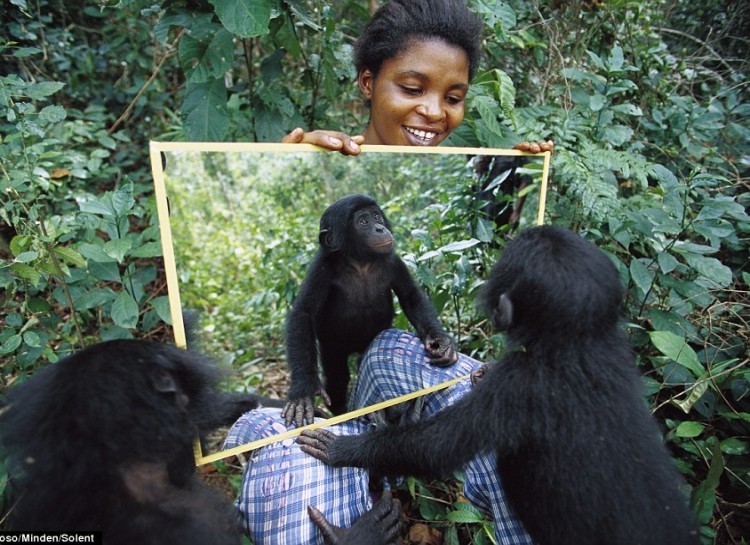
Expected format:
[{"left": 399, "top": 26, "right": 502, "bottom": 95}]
[{"left": 416, "top": 95, "right": 446, "bottom": 121}]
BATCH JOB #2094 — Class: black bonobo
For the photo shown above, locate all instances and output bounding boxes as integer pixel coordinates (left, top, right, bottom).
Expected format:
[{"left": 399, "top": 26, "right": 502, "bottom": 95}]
[
  {"left": 298, "top": 225, "right": 701, "bottom": 545},
  {"left": 283, "top": 194, "right": 457, "bottom": 426}
]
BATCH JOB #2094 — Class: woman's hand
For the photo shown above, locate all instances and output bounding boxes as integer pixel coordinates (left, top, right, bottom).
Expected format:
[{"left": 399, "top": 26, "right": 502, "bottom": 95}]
[
  {"left": 513, "top": 140, "right": 554, "bottom": 154},
  {"left": 282, "top": 127, "right": 365, "bottom": 155}
]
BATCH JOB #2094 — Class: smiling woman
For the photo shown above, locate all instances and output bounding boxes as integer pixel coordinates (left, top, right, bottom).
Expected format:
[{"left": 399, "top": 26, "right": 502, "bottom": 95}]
[
  {"left": 282, "top": 0, "right": 484, "bottom": 153},
  {"left": 358, "top": 38, "right": 470, "bottom": 146}
]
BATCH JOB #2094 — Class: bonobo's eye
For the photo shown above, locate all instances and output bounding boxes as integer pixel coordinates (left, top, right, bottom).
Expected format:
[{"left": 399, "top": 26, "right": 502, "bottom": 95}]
[
  {"left": 359, "top": 216, "right": 369, "bottom": 225},
  {"left": 373, "top": 213, "right": 382, "bottom": 222}
]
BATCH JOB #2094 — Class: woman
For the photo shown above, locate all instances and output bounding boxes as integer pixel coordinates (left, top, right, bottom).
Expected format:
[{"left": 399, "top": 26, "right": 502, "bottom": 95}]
[
  {"left": 229, "top": 1, "right": 541, "bottom": 542},
  {"left": 281, "top": 0, "right": 552, "bottom": 155}
]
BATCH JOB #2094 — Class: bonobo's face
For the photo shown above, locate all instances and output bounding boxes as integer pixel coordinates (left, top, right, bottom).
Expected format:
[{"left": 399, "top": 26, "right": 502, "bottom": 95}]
[
  {"left": 353, "top": 206, "right": 393, "bottom": 254},
  {"left": 358, "top": 38, "right": 469, "bottom": 147}
]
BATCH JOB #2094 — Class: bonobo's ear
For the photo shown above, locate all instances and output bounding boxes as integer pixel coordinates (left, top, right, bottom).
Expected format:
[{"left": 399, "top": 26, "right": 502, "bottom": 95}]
[
  {"left": 319, "top": 228, "right": 336, "bottom": 250},
  {"left": 493, "top": 293, "right": 514, "bottom": 331}
]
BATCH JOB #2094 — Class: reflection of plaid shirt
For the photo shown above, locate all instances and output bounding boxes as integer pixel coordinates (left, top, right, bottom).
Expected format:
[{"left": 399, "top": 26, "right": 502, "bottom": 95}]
[{"left": 225, "top": 328, "right": 532, "bottom": 545}]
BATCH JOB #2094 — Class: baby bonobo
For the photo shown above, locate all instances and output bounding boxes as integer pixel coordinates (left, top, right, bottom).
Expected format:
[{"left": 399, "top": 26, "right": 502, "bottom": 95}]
[
  {"left": 298, "top": 225, "right": 701, "bottom": 545},
  {"left": 283, "top": 194, "right": 456, "bottom": 426}
]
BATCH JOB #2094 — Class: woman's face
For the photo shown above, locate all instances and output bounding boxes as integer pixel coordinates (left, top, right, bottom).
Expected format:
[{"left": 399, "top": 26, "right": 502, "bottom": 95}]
[{"left": 359, "top": 38, "right": 470, "bottom": 146}]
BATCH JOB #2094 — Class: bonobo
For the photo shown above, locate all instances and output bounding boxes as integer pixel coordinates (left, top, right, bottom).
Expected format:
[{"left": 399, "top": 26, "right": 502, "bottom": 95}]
[
  {"left": 0, "top": 340, "right": 400, "bottom": 545},
  {"left": 298, "top": 225, "right": 701, "bottom": 545},
  {"left": 283, "top": 194, "right": 456, "bottom": 426}
]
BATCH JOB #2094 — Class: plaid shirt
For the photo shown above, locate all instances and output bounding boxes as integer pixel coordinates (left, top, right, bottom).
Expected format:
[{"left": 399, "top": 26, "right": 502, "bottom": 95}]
[
  {"left": 351, "top": 329, "right": 533, "bottom": 545},
  {"left": 225, "top": 329, "right": 532, "bottom": 545},
  {"left": 224, "top": 410, "right": 372, "bottom": 545}
]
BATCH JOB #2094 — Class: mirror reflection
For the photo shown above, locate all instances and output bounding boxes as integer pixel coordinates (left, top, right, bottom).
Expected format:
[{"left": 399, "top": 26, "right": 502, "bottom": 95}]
[{"left": 152, "top": 144, "right": 549, "bottom": 453}]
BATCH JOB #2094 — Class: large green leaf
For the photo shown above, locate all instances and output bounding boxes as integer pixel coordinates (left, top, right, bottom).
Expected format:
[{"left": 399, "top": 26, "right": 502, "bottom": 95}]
[
  {"left": 649, "top": 330, "right": 703, "bottom": 377},
  {"left": 183, "top": 79, "right": 229, "bottom": 141},
  {"left": 209, "top": 0, "right": 271, "bottom": 38},
  {"left": 111, "top": 291, "right": 139, "bottom": 329}
]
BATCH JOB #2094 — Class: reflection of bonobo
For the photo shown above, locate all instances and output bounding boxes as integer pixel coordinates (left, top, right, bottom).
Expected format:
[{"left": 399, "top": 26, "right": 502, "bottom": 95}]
[
  {"left": 283, "top": 194, "right": 457, "bottom": 426},
  {"left": 298, "top": 225, "right": 701, "bottom": 545},
  {"left": 0, "top": 340, "right": 400, "bottom": 545}
]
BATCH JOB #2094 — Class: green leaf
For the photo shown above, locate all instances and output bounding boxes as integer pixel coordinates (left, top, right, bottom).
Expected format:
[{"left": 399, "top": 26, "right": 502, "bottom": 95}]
[
  {"left": 683, "top": 254, "right": 733, "bottom": 288},
  {"left": 439, "top": 239, "right": 481, "bottom": 253},
  {"left": 25, "top": 81, "right": 65, "bottom": 99},
  {"left": 22, "top": 330, "right": 41, "bottom": 348},
  {"left": 649, "top": 331, "right": 703, "bottom": 377},
  {"left": 130, "top": 241, "right": 164, "bottom": 258},
  {"left": 183, "top": 79, "right": 229, "bottom": 141},
  {"left": 151, "top": 296, "right": 173, "bottom": 324},
  {"left": 74, "top": 288, "right": 116, "bottom": 311},
  {"left": 111, "top": 291, "right": 139, "bottom": 329},
  {"left": 78, "top": 243, "right": 118, "bottom": 263},
  {"left": 446, "top": 509, "right": 485, "bottom": 523},
  {"left": 590, "top": 94, "right": 606, "bottom": 112},
  {"left": 78, "top": 197, "right": 114, "bottom": 216},
  {"left": 54, "top": 246, "right": 87, "bottom": 267},
  {"left": 179, "top": 28, "right": 235, "bottom": 84},
  {"left": 674, "top": 421, "right": 704, "bottom": 438},
  {"left": 719, "top": 438, "right": 748, "bottom": 456},
  {"left": 104, "top": 238, "right": 132, "bottom": 263},
  {"left": 9, "top": 263, "right": 41, "bottom": 285},
  {"left": 111, "top": 183, "right": 135, "bottom": 216},
  {"left": 0, "top": 334, "right": 23, "bottom": 355},
  {"left": 209, "top": 0, "right": 271, "bottom": 38},
  {"left": 14, "top": 250, "right": 38, "bottom": 263},
  {"left": 629, "top": 258, "right": 653, "bottom": 294},
  {"left": 674, "top": 380, "right": 708, "bottom": 414},
  {"left": 38, "top": 104, "right": 66, "bottom": 124}
]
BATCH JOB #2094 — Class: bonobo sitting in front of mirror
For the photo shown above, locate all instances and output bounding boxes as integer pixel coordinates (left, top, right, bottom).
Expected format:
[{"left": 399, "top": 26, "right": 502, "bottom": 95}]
[{"left": 298, "top": 225, "right": 701, "bottom": 545}]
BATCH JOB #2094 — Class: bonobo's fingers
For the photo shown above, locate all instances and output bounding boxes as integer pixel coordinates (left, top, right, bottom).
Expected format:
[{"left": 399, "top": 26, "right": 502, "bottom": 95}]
[
  {"left": 423, "top": 334, "right": 458, "bottom": 367},
  {"left": 282, "top": 389, "right": 332, "bottom": 427},
  {"left": 282, "top": 397, "right": 313, "bottom": 428},
  {"left": 470, "top": 363, "right": 492, "bottom": 386},
  {"left": 297, "top": 429, "right": 339, "bottom": 465},
  {"left": 308, "top": 505, "right": 347, "bottom": 544},
  {"left": 308, "top": 491, "right": 402, "bottom": 545},
  {"left": 281, "top": 128, "right": 363, "bottom": 155}
]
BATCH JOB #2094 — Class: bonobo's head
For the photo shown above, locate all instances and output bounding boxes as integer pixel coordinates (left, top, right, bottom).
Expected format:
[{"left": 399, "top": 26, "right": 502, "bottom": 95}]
[
  {"left": 319, "top": 194, "right": 394, "bottom": 260},
  {"left": 479, "top": 225, "right": 624, "bottom": 337}
]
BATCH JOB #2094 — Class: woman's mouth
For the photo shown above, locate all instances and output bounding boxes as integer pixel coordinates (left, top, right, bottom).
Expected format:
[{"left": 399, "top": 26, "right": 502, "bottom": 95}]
[{"left": 404, "top": 126, "right": 441, "bottom": 145}]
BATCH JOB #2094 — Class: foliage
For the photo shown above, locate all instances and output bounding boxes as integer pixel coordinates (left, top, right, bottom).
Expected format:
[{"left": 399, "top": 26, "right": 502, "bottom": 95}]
[{"left": 2, "top": 0, "right": 749, "bottom": 542}]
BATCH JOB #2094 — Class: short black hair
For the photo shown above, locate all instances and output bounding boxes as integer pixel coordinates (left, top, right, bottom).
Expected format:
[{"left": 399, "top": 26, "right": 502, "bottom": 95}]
[{"left": 354, "top": 0, "right": 483, "bottom": 81}]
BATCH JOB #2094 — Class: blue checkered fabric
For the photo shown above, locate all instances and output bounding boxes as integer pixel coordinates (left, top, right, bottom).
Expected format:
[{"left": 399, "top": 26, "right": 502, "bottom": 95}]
[
  {"left": 350, "top": 329, "right": 533, "bottom": 545},
  {"left": 224, "top": 409, "right": 372, "bottom": 545},
  {"left": 225, "top": 328, "right": 532, "bottom": 545}
]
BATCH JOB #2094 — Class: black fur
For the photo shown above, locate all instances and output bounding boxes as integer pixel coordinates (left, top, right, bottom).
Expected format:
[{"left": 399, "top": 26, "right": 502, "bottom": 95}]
[
  {"left": 283, "top": 194, "right": 456, "bottom": 426},
  {"left": 298, "top": 225, "right": 701, "bottom": 545},
  {"left": 0, "top": 340, "right": 282, "bottom": 542}
]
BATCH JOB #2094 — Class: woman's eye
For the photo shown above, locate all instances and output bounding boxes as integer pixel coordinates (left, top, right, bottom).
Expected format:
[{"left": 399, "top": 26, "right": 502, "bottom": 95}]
[
  {"left": 446, "top": 95, "right": 464, "bottom": 105},
  {"left": 401, "top": 86, "right": 422, "bottom": 96}
]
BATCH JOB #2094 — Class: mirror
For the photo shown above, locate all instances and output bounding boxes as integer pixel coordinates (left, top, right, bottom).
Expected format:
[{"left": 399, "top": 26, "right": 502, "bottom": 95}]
[{"left": 150, "top": 142, "right": 550, "bottom": 462}]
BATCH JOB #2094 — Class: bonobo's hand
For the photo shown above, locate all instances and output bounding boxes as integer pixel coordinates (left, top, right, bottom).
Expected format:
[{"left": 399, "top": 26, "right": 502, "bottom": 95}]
[
  {"left": 513, "top": 140, "right": 555, "bottom": 154},
  {"left": 282, "top": 128, "right": 365, "bottom": 156},
  {"left": 470, "top": 363, "right": 492, "bottom": 386},
  {"left": 308, "top": 491, "right": 402, "bottom": 545},
  {"left": 297, "top": 428, "right": 348, "bottom": 466},
  {"left": 423, "top": 334, "right": 458, "bottom": 367},
  {"left": 282, "top": 389, "right": 331, "bottom": 428}
]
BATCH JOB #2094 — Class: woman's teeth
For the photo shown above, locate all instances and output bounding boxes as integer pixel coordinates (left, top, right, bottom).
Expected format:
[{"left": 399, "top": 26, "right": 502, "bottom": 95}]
[{"left": 406, "top": 127, "right": 437, "bottom": 141}]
